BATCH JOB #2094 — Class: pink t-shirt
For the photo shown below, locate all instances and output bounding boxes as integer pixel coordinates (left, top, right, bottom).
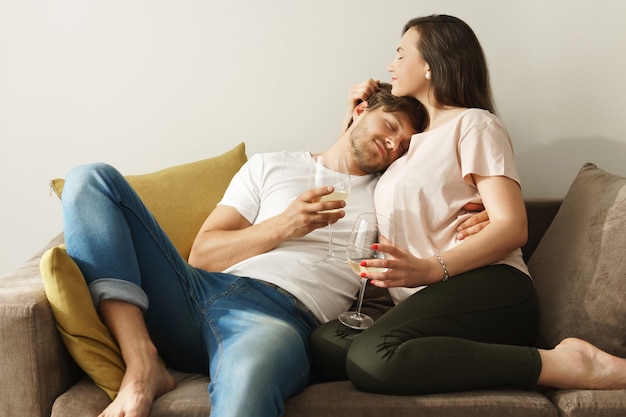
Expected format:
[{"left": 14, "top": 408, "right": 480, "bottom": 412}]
[{"left": 375, "top": 108, "right": 530, "bottom": 305}]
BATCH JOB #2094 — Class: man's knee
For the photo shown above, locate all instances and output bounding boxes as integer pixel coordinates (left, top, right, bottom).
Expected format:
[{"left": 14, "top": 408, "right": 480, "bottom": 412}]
[
  {"left": 64, "top": 162, "right": 117, "bottom": 193},
  {"left": 217, "top": 322, "right": 310, "bottom": 401}
]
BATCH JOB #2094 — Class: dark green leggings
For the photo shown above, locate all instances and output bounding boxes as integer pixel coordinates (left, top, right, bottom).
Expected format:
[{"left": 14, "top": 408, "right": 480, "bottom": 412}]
[{"left": 310, "top": 265, "right": 542, "bottom": 395}]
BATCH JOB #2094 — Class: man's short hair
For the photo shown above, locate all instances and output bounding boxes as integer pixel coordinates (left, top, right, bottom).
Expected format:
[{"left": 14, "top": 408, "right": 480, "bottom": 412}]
[{"left": 348, "top": 83, "right": 426, "bottom": 132}]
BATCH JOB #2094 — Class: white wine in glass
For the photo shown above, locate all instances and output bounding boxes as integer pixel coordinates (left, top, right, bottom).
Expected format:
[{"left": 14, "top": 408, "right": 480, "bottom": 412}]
[
  {"left": 339, "top": 213, "right": 391, "bottom": 330},
  {"left": 309, "top": 155, "right": 351, "bottom": 263}
]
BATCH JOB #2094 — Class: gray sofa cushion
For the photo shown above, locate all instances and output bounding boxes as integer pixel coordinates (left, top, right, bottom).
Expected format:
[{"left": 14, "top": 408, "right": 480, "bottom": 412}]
[
  {"left": 528, "top": 162, "right": 626, "bottom": 357},
  {"left": 53, "top": 375, "right": 558, "bottom": 417},
  {"left": 545, "top": 389, "right": 626, "bottom": 417}
]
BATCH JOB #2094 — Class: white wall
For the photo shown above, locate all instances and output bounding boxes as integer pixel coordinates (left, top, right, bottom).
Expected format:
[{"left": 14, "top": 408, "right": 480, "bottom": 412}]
[{"left": 2, "top": 0, "right": 625, "bottom": 276}]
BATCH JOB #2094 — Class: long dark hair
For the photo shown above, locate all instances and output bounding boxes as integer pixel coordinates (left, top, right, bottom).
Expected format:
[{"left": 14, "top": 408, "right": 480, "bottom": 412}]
[{"left": 403, "top": 15, "right": 495, "bottom": 113}]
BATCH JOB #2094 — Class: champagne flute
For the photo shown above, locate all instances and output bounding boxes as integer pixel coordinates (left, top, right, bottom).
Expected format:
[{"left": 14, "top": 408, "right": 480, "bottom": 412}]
[
  {"left": 339, "top": 213, "right": 391, "bottom": 330},
  {"left": 309, "top": 155, "right": 351, "bottom": 263}
]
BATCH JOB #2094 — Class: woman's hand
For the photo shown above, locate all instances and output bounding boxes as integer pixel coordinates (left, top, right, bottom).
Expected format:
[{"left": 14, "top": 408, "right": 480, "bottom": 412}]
[
  {"left": 359, "top": 240, "right": 441, "bottom": 288},
  {"left": 340, "top": 79, "right": 380, "bottom": 132},
  {"left": 359, "top": 202, "right": 491, "bottom": 287},
  {"left": 347, "top": 79, "right": 379, "bottom": 110}
]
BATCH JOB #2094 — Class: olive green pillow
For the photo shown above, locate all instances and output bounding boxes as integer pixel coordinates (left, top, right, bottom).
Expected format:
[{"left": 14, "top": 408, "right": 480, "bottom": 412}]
[{"left": 42, "top": 143, "right": 247, "bottom": 399}]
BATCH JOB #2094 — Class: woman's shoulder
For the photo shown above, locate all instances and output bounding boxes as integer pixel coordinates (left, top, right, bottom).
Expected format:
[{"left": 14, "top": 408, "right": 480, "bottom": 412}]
[
  {"left": 457, "top": 108, "right": 506, "bottom": 133},
  {"left": 459, "top": 107, "right": 498, "bottom": 122}
]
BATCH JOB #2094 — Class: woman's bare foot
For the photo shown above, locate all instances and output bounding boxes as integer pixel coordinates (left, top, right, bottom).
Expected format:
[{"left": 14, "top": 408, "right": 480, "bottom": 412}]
[
  {"left": 538, "top": 337, "right": 626, "bottom": 390},
  {"left": 98, "top": 352, "right": 176, "bottom": 417}
]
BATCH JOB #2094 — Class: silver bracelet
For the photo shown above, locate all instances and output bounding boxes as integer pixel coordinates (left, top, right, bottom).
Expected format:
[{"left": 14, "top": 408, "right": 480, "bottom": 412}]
[{"left": 435, "top": 254, "right": 449, "bottom": 282}]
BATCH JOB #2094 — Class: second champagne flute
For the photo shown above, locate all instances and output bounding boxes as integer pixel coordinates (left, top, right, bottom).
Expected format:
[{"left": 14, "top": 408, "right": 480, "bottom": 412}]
[
  {"left": 309, "top": 155, "right": 351, "bottom": 263},
  {"left": 339, "top": 213, "right": 391, "bottom": 330}
]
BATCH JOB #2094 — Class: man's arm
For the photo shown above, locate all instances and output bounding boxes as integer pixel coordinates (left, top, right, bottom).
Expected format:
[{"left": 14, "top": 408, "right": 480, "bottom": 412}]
[
  {"left": 456, "top": 203, "right": 490, "bottom": 240},
  {"left": 188, "top": 205, "right": 283, "bottom": 272},
  {"left": 188, "top": 186, "right": 345, "bottom": 272}
]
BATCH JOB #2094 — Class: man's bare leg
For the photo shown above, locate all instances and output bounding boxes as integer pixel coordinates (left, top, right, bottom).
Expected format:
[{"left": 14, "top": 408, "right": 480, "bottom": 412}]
[
  {"left": 97, "top": 300, "right": 176, "bottom": 417},
  {"left": 538, "top": 337, "right": 626, "bottom": 390}
]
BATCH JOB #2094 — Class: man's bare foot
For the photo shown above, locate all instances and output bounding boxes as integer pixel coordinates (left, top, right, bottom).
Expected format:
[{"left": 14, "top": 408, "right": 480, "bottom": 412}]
[
  {"left": 95, "top": 300, "right": 177, "bottom": 417},
  {"left": 539, "top": 337, "right": 626, "bottom": 390},
  {"left": 98, "top": 354, "right": 176, "bottom": 417}
]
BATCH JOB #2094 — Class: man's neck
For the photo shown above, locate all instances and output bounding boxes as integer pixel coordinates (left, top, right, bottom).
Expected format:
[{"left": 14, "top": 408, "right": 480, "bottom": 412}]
[{"left": 314, "top": 133, "right": 368, "bottom": 176}]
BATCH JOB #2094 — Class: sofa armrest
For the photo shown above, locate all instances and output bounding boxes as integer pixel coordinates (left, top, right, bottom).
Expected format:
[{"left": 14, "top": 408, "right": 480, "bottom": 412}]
[
  {"left": 0, "top": 235, "right": 82, "bottom": 417},
  {"left": 522, "top": 198, "right": 562, "bottom": 263}
]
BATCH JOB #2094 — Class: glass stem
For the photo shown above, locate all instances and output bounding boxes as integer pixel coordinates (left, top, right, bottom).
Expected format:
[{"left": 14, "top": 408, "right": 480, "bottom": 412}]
[
  {"left": 355, "top": 278, "right": 368, "bottom": 315},
  {"left": 327, "top": 222, "right": 334, "bottom": 257}
]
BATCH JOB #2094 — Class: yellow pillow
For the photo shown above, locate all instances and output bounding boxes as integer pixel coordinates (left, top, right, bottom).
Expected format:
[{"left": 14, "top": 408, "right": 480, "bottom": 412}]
[
  {"left": 42, "top": 143, "right": 247, "bottom": 399},
  {"left": 51, "top": 142, "right": 247, "bottom": 260},
  {"left": 41, "top": 245, "right": 124, "bottom": 400}
]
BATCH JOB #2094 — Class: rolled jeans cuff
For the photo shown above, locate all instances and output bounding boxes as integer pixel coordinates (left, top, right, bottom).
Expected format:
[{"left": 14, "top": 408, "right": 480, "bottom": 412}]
[{"left": 88, "top": 278, "right": 150, "bottom": 312}]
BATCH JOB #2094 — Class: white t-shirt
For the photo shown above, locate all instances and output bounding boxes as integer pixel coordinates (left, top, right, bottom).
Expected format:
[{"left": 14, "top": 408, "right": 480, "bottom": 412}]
[
  {"left": 219, "top": 151, "right": 378, "bottom": 323},
  {"left": 375, "top": 108, "right": 530, "bottom": 305}
]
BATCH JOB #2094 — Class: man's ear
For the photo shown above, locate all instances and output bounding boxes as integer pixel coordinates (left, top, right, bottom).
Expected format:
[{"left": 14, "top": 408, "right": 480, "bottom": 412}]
[{"left": 352, "top": 100, "right": 369, "bottom": 120}]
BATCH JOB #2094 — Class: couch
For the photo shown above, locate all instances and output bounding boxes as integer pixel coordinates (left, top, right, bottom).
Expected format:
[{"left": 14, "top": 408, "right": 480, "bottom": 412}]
[{"left": 1, "top": 143, "right": 625, "bottom": 417}]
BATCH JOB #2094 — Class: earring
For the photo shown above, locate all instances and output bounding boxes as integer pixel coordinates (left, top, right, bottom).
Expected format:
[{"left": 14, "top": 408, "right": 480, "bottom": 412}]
[{"left": 425, "top": 72, "right": 431, "bottom": 80}]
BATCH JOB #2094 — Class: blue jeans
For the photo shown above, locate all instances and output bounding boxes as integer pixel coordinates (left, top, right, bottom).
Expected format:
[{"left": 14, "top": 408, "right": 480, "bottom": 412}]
[{"left": 62, "top": 163, "right": 319, "bottom": 417}]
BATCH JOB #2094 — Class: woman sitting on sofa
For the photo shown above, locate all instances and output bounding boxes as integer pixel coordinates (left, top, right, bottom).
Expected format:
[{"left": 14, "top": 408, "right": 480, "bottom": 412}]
[{"left": 311, "top": 14, "right": 626, "bottom": 395}]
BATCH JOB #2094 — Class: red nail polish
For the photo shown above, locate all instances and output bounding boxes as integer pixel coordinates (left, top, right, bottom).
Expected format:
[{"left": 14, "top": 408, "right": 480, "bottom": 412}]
[
  {"left": 360, "top": 261, "right": 366, "bottom": 266},
  {"left": 360, "top": 272, "right": 367, "bottom": 278},
  {"left": 372, "top": 244, "right": 378, "bottom": 250}
]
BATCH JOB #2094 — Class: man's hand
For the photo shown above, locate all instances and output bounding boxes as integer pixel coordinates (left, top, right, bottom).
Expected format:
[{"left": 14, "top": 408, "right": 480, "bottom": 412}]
[
  {"left": 456, "top": 203, "right": 490, "bottom": 240},
  {"left": 189, "top": 186, "right": 346, "bottom": 272},
  {"left": 278, "top": 186, "right": 346, "bottom": 239}
]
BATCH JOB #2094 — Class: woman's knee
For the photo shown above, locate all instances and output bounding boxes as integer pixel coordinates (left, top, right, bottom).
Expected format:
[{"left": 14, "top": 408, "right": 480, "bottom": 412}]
[
  {"left": 310, "top": 320, "right": 357, "bottom": 359},
  {"left": 309, "top": 320, "right": 358, "bottom": 382},
  {"left": 345, "top": 330, "right": 390, "bottom": 391}
]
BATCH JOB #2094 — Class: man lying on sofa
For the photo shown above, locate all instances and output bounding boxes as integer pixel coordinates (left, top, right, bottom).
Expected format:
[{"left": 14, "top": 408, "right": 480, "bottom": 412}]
[{"left": 60, "top": 81, "right": 487, "bottom": 417}]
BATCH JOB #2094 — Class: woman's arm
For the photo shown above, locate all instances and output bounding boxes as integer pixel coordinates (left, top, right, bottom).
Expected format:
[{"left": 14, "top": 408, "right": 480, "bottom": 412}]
[
  {"left": 340, "top": 79, "right": 379, "bottom": 132},
  {"left": 366, "top": 175, "right": 526, "bottom": 288},
  {"left": 440, "top": 174, "right": 527, "bottom": 275}
]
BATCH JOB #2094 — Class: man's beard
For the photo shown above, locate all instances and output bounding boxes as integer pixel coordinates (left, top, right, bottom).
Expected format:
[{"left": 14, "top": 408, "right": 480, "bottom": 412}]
[{"left": 350, "top": 133, "right": 386, "bottom": 174}]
